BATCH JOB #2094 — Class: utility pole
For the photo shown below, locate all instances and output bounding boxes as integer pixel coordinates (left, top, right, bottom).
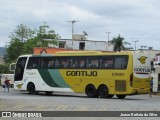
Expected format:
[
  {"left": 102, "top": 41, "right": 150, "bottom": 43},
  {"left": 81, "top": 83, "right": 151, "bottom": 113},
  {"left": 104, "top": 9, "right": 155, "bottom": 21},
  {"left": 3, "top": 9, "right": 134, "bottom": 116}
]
[
  {"left": 105, "top": 32, "right": 111, "bottom": 50},
  {"left": 133, "top": 40, "right": 138, "bottom": 51},
  {"left": 67, "top": 20, "right": 79, "bottom": 46}
]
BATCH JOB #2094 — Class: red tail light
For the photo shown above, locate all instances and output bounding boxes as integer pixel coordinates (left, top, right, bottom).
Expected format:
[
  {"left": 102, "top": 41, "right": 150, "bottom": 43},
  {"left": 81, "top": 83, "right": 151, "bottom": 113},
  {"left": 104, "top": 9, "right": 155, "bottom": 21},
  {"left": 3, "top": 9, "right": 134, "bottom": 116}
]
[{"left": 130, "top": 73, "right": 133, "bottom": 87}]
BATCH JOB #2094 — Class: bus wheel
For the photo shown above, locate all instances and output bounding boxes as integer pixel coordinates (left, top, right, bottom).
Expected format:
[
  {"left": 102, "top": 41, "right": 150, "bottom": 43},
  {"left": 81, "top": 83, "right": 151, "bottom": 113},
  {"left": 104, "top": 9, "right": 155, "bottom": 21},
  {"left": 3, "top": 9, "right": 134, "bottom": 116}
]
[
  {"left": 98, "top": 85, "right": 109, "bottom": 98},
  {"left": 116, "top": 95, "right": 126, "bottom": 99},
  {"left": 85, "top": 84, "right": 98, "bottom": 98},
  {"left": 45, "top": 92, "right": 53, "bottom": 95},
  {"left": 27, "top": 83, "right": 36, "bottom": 94}
]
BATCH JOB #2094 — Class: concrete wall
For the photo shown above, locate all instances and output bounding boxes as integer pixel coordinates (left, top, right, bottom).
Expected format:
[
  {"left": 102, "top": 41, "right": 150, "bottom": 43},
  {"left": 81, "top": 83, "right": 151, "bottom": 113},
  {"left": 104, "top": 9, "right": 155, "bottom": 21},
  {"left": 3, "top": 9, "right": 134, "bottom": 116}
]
[{"left": 60, "top": 39, "right": 114, "bottom": 51}]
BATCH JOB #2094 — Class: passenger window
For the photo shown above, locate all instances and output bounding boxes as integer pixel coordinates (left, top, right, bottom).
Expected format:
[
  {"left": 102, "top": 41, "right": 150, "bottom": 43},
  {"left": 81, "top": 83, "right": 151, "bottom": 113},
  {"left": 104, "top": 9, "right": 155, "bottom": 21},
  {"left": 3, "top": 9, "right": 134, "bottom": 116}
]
[
  {"left": 27, "top": 57, "right": 40, "bottom": 69},
  {"left": 70, "top": 57, "right": 85, "bottom": 69},
  {"left": 55, "top": 57, "right": 70, "bottom": 69},
  {"left": 114, "top": 56, "right": 128, "bottom": 69},
  {"left": 86, "top": 57, "right": 99, "bottom": 69},
  {"left": 47, "top": 58, "right": 55, "bottom": 68},
  {"left": 101, "top": 56, "right": 114, "bottom": 69}
]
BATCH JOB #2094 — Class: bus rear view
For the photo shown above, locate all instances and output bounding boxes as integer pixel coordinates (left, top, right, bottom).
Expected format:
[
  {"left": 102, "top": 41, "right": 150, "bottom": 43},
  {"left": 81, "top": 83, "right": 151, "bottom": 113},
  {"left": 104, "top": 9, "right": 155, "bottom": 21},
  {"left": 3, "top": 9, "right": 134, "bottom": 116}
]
[{"left": 131, "top": 52, "right": 151, "bottom": 94}]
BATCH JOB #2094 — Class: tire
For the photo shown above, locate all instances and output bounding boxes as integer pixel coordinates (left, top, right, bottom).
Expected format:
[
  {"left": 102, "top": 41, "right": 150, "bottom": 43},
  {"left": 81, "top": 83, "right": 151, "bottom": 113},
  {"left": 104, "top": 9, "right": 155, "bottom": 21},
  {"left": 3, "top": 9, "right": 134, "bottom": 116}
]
[
  {"left": 98, "top": 85, "right": 109, "bottom": 98},
  {"left": 27, "top": 83, "right": 36, "bottom": 94},
  {"left": 116, "top": 95, "right": 126, "bottom": 99},
  {"left": 45, "top": 92, "right": 53, "bottom": 95},
  {"left": 85, "top": 84, "right": 99, "bottom": 98}
]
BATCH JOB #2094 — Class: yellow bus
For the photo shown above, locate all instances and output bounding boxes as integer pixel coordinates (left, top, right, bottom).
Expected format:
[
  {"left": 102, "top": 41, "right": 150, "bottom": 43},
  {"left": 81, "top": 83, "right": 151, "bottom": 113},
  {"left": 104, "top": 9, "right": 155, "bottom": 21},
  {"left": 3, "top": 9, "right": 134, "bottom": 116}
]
[{"left": 12, "top": 51, "right": 151, "bottom": 99}]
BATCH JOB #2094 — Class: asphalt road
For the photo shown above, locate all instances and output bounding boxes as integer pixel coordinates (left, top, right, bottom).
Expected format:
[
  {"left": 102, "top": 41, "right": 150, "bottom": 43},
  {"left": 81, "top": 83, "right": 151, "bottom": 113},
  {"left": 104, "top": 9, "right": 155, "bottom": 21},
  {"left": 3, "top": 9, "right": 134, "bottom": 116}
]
[{"left": 0, "top": 87, "right": 160, "bottom": 120}]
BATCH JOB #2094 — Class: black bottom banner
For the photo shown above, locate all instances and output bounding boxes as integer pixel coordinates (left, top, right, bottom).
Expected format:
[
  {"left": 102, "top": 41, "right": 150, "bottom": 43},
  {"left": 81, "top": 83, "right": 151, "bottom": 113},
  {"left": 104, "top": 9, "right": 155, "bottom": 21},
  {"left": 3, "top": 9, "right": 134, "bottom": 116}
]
[{"left": 0, "top": 111, "right": 159, "bottom": 117}]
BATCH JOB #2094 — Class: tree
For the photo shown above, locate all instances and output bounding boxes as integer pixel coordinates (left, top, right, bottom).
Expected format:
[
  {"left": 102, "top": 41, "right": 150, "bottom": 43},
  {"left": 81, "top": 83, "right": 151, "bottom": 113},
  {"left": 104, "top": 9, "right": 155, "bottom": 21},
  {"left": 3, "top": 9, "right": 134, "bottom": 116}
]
[
  {"left": 4, "top": 38, "right": 23, "bottom": 63},
  {"left": 36, "top": 22, "right": 60, "bottom": 47},
  {"left": 0, "top": 64, "right": 13, "bottom": 74},
  {"left": 5, "top": 23, "right": 61, "bottom": 63},
  {"left": 23, "top": 22, "right": 60, "bottom": 54},
  {"left": 9, "top": 24, "right": 35, "bottom": 43},
  {"left": 4, "top": 24, "right": 35, "bottom": 63},
  {"left": 22, "top": 37, "right": 40, "bottom": 54},
  {"left": 110, "top": 35, "right": 130, "bottom": 52}
]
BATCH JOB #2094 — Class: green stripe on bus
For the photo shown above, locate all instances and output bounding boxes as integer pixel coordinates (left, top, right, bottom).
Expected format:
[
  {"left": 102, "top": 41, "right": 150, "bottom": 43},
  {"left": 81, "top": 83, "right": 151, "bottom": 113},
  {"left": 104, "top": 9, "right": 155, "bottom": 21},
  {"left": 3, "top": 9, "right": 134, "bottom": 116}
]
[
  {"left": 38, "top": 69, "right": 59, "bottom": 87},
  {"left": 38, "top": 69, "right": 70, "bottom": 88},
  {"left": 48, "top": 70, "right": 70, "bottom": 88}
]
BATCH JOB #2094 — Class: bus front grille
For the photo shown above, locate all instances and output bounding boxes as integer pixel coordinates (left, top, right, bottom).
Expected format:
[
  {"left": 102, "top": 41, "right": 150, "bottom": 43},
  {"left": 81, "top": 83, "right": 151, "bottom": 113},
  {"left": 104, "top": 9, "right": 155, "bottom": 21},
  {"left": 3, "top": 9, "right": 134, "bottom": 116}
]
[{"left": 115, "top": 80, "right": 126, "bottom": 92}]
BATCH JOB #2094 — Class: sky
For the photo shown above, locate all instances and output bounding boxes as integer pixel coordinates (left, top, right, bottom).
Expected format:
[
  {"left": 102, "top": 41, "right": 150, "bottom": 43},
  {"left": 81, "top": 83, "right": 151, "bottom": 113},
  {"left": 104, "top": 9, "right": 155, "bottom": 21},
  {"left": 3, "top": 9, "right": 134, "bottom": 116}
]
[{"left": 0, "top": 0, "right": 160, "bottom": 50}]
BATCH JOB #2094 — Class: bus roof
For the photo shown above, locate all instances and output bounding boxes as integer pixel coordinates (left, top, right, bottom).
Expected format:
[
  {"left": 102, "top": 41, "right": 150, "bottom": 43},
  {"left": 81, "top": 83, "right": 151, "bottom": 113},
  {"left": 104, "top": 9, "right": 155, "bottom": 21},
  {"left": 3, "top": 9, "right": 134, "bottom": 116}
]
[
  {"left": 18, "top": 51, "right": 146, "bottom": 58},
  {"left": 33, "top": 51, "right": 131, "bottom": 57}
]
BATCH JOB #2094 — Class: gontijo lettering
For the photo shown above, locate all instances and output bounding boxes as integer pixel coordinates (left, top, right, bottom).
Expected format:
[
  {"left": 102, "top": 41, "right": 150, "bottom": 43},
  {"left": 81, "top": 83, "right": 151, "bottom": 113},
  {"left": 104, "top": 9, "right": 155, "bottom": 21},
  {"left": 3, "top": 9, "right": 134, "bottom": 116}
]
[{"left": 66, "top": 71, "right": 97, "bottom": 76}]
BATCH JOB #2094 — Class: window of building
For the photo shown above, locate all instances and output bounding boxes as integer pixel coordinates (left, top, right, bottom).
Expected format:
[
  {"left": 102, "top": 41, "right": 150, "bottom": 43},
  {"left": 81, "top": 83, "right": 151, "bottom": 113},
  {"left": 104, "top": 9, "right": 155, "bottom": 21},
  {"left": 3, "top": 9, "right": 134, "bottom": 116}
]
[
  {"left": 59, "top": 42, "right": 66, "bottom": 48},
  {"left": 79, "top": 42, "right": 85, "bottom": 50}
]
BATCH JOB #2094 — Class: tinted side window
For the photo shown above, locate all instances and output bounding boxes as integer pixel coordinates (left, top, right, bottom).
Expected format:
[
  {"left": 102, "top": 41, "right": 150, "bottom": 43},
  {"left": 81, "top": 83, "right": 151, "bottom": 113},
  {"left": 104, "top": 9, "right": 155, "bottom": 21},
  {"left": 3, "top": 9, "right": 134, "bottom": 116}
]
[
  {"left": 47, "top": 57, "right": 55, "bottom": 68},
  {"left": 114, "top": 56, "right": 128, "bottom": 69},
  {"left": 27, "top": 57, "right": 41, "bottom": 69},
  {"left": 70, "top": 57, "right": 85, "bottom": 69},
  {"left": 86, "top": 57, "right": 99, "bottom": 69},
  {"left": 26, "top": 57, "right": 55, "bottom": 69},
  {"left": 55, "top": 57, "right": 70, "bottom": 69},
  {"left": 100, "top": 56, "right": 114, "bottom": 69}
]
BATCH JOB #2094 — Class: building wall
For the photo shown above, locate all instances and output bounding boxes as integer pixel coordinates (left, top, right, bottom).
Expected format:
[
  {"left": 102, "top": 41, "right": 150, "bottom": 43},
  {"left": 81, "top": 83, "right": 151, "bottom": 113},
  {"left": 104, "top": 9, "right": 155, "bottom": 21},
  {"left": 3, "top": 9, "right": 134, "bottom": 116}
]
[
  {"left": 59, "top": 39, "right": 113, "bottom": 51},
  {"left": 33, "top": 48, "right": 78, "bottom": 54}
]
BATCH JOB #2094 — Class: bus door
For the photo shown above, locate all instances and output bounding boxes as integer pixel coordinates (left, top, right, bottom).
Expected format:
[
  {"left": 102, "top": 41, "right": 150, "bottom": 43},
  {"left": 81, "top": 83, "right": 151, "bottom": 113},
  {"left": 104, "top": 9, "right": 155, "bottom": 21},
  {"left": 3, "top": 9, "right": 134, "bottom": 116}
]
[{"left": 14, "top": 57, "right": 27, "bottom": 81}]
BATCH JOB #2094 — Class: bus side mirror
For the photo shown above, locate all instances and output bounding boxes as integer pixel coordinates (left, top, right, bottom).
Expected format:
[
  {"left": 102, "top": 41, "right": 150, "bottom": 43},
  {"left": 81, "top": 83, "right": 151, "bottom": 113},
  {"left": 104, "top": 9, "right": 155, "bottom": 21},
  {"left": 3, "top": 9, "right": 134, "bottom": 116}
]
[{"left": 9, "top": 63, "right": 16, "bottom": 71}]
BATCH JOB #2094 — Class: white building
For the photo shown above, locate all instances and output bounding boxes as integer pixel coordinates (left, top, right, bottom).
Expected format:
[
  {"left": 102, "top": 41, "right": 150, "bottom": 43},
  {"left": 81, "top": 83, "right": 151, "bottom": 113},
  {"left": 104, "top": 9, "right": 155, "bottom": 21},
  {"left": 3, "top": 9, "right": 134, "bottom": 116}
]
[
  {"left": 46, "top": 34, "right": 113, "bottom": 51},
  {"left": 54, "top": 39, "right": 114, "bottom": 51},
  {"left": 150, "top": 51, "right": 160, "bottom": 92}
]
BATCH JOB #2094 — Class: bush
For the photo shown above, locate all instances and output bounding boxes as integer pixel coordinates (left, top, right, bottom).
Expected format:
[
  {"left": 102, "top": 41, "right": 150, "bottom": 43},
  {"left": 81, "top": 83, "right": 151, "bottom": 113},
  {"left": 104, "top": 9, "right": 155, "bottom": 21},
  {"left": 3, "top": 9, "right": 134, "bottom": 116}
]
[{"left": 0, "top": 64, "right": 13, "bottom": 74}]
